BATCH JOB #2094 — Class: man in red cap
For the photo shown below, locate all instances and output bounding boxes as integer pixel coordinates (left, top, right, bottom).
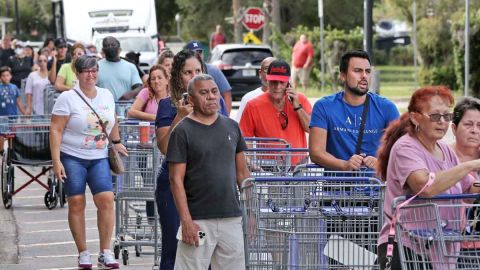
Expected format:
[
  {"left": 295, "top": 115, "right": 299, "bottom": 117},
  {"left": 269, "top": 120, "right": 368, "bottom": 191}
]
[{"left": 239, "top": 59, "right": 312, "bottom": 150}]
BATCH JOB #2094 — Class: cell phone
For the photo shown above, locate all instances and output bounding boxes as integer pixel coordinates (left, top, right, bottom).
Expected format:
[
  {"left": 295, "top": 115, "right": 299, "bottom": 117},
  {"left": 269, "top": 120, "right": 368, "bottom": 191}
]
[
  {"left": 182, "top": 92, "right": 189, "bottom": 105},
  {"left": 176, "top": 226, "right": 206, "bottom": 246},
  {"left": 287, "top": 82, "right": 293, "bottom": 104}
]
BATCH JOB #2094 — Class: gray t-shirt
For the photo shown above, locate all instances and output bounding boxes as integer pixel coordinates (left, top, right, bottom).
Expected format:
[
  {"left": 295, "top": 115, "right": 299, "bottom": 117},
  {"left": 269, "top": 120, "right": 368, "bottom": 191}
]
[{"left": 166, "top": 114, "right": 247, "bottom": 220}]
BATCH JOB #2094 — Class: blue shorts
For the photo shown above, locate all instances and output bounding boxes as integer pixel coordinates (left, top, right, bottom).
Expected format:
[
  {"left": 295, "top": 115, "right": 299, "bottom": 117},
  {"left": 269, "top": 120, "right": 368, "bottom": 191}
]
[{"left": 60, "top": 152, "right": 113, "bottom": 196}]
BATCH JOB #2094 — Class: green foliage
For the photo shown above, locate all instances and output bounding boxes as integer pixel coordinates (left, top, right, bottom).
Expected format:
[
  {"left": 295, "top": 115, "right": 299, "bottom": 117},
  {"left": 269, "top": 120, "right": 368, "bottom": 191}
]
[
  {"left": 0, "top": 0, "right": 52, "bottom": 40},
  {"left": 418, "top": 65, "right": 458, "bottom": 90}
]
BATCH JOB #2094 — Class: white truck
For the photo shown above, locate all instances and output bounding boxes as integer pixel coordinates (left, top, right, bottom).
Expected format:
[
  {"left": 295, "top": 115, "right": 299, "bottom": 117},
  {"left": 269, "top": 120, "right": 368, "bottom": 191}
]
[{"left": 52, "top": 0, "right": 158, "bottom": 72}]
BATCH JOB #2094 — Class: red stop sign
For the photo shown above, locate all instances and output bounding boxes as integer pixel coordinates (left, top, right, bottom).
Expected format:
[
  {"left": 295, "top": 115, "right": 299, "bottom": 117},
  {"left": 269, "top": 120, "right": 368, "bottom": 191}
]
[{"left": 242, "top": 7, "right": 265, "bottom": 31}]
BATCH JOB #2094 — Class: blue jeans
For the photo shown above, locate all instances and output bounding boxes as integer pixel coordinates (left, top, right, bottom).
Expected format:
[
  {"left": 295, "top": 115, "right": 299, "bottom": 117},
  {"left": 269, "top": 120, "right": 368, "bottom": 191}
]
[
  {"left": 155, "top": 169, "right": 180, "bottom": 270},
  {"left": 60, "top": 152, "right": 113, "bottom": 196}
]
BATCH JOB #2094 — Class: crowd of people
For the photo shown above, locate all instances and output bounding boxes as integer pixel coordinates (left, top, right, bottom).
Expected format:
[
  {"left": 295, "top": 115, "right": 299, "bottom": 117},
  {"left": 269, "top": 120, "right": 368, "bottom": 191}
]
[{"left": 1, "top": 31, "right": 480, "bottom": 270}]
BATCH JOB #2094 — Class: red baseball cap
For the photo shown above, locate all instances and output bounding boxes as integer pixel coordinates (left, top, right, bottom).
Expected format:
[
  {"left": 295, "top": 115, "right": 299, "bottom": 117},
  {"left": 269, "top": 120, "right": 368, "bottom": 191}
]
[{"left": 266, "top": 60, "right": 291, "bottom": 82}]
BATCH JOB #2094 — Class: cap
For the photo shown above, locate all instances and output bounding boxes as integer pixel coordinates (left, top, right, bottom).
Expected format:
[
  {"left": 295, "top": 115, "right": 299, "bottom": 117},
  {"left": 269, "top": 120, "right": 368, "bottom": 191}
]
[
  {"left": 185, "top": 40, "right": 204, "bottom": 51},
  {"left": 266, "top": 60, "right": 291, "bottom": 82},
  {"left": 102, "top": 36, "right": 120, "bottom": 49},
  {"left": 54, "top": 38, "right": 67, "bottom": 48}
]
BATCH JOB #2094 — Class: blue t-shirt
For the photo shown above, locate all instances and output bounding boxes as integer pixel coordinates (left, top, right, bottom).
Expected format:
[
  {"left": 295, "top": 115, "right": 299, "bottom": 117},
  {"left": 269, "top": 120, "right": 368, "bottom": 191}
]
[
  {"left": 206, "top": 64, "right": 231, "bottom": 94},
  {"left": 154, "top": 96, "right": 228, "bottom": 190},
  {"left": 0, "top": 83, "right": 19, "bottom": 116},
  {"left": 310, "top": 91, "right": 399, "bottom": 162},
  {"left": 96, "top": 59, "right": 142, "bottom": 101}
]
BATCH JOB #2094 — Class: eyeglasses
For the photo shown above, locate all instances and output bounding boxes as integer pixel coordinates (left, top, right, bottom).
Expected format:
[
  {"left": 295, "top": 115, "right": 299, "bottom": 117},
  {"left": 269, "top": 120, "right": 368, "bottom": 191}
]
[
  {"left": 278, "top": 111, "right": 288, "bottom": 130},
  {"left": 81, "top": 69, "right": 98, "bottom": 74},
  {"left": 422, "top": 113, "right": 453, "bottom": 122}
]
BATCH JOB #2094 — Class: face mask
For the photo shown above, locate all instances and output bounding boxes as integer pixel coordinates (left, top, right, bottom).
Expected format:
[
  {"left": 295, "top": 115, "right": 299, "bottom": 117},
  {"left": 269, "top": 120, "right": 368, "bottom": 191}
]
[
  {"left": 15, "top": 48, "right": 22, "bottom": 55},
  {"left": 104, "top": 47, "right": 120, "bottom": 61}
]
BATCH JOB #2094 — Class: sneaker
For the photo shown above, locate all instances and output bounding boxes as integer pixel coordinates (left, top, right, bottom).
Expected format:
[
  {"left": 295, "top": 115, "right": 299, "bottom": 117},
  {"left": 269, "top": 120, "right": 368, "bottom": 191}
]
[
  {"left": 98, "top": 249, "right": 119, "bottom": 269},
  {"left": 78, "top": 250, "right": 92, "bottom": 269}
]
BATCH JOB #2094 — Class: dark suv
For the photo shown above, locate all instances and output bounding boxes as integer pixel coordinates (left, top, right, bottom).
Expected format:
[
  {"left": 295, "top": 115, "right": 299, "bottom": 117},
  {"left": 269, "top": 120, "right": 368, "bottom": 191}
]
[{"left": 208, "top": 44, "right": 274, "bottom": 100}]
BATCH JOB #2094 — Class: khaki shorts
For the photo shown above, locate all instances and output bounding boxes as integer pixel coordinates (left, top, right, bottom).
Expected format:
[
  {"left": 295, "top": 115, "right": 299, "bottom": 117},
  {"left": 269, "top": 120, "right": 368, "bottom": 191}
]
[
  {"left": 291, "top": 65, "right": 313, "bottom": 86},
  {"left": 174, "top": 216, "right": 245, "bottom": 270}
]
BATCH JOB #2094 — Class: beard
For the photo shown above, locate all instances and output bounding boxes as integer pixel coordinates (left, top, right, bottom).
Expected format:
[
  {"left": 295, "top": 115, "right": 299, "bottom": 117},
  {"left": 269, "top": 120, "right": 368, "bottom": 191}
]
[{"left": 346, "top": 82, "right": 368, "bottom": 96}]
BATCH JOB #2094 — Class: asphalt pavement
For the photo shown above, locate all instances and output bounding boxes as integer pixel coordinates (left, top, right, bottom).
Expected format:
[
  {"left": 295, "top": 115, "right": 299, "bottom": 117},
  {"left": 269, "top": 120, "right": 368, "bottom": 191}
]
[{"left": 0, "top": 98, "right": 454, "bottom": 269}]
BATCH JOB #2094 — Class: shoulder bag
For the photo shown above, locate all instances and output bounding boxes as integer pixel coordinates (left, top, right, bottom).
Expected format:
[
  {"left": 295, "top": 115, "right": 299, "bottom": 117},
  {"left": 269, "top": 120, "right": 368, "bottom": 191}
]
[
  {"left": 73, "top": 90, "right": 125, "bottom": 175},
  {"left": 355, "top": 94, "right": 370, "bottom": 155}
]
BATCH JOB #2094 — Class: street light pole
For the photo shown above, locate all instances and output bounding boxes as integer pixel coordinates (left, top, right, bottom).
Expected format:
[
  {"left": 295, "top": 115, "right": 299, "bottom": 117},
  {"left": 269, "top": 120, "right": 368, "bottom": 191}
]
[
  {"left": 175, "top": 13, "right": 181, "bottom": 38},
  {"left": 464, "top": 0, "right": 470, "bottom": 96},
  {"left": 318, "top": 0, "right": 325, "bottom": 92},
  {"left": 14, "top": 0, "right": 20, "bottom": 36}
]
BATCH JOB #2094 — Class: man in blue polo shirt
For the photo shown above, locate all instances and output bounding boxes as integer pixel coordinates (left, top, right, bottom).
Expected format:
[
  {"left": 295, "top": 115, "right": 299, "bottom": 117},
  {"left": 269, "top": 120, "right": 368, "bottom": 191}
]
[{"left": 309, "top": 50, "right": 399, "bottom": 171}]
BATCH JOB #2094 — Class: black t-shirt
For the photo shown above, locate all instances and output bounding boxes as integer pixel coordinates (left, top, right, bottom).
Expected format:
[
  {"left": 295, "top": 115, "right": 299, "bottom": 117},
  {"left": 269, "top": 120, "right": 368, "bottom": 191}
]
[
  {"left": 0, "top": 48, "right": 15, "bottom": 67},
  {"left": 47, "top": 56, "right": 71, "bottom": 75},
  {"left": 166, "top": 115, "right": 247, "bottom": 220},
  {"left": 8, "top": 56, "right": 33, "bottom": 88}
]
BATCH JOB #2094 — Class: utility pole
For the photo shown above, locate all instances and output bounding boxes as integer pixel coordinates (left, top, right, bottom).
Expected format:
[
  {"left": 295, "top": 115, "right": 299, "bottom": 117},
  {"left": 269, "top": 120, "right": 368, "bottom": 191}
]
[
  {"left": 465, "top": 0, "right": 470, "bottom": 97},
  {"left": 14, "top": 0, "right": 20, "bottom": 37},
  {"left": 262, "top": 0, "right": 272, "bottom": 45},
  {"left": 271, "top": 0, "right": 280, "bottom": 52},
  {"left": 233, "top": 0, "right": 242, "bottom": 43},
  {"left": 319, "top": 0, "right": 325, "bottom": 92}
]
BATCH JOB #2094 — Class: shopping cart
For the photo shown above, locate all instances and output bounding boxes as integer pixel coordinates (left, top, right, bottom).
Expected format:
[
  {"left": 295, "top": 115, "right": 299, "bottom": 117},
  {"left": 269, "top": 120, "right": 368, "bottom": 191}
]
[
  {"left": 114, "top": 120, "right": 160, "bottom": 266},
  {"left": 115, "top": 101, "right": 134, "bottom": 120},
  {"left": 43, "top": 85, "right": 60, "bottom": 114},
  {"left": 293, "top": 163, "right": 379, "bottom": 178},
  {"left": 241, "top": 176, "right": 384, "bottom": 269},
  {"left": 392, "top": 194, "right": 480, "bottom": 270},
  {"left": 0, "top": 115, "right": 64, "bottom": 209}
]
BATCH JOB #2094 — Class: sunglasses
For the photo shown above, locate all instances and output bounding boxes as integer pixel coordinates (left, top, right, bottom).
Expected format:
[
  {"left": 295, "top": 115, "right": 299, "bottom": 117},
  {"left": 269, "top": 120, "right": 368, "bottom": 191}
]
[
  {"left": 422, "top": 113, "right": 453, "bottom": 122},
  {"left": 278, "top": 111, "right": 288, "bottom": 130}
]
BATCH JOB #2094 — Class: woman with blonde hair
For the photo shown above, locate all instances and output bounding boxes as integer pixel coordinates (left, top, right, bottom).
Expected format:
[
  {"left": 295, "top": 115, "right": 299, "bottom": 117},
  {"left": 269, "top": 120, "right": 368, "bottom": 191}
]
[{"left": 54, "top": 43, "right": 85, "bottom": 91}]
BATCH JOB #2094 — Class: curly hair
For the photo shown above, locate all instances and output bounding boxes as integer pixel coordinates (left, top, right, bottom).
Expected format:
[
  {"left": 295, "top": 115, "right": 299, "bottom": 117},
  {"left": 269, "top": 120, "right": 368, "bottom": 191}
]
[
  {"left": 169, "top": 49, "right": 205, "bottom": 104},
  {"left": 146, "top": 64, "right": 170, "bottom": 100}
]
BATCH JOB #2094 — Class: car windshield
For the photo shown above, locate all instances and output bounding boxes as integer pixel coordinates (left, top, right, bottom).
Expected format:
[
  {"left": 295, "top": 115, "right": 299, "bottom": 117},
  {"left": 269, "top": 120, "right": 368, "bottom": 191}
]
[
  {"left": 221, "top": 49, "right": 272, "bottom": 66},
  {"left": 95, "top": 37, "right": 155, "bottom": 52}
]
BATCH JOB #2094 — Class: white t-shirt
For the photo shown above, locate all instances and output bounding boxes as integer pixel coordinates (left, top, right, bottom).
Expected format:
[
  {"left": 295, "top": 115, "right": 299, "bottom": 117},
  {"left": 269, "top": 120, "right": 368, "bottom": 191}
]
[
  {"left": 235, "top": 87, "right": 264, "bottom": 122},
  {"left": 25, "top": 71, "right": 50, "bottom": 115},
  {"left": 52, "top": 86, "right": 115, "bottom": 159}
]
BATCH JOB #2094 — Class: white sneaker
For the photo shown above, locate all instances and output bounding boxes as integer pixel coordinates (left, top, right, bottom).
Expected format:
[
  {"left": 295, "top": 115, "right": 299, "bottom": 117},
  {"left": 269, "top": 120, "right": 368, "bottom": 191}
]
[
  {"left": 98, "top": 249, "right": 119, "bottom": 269},
  {"left": 78, "top": 250, "right": 92, "bottom": 269}
]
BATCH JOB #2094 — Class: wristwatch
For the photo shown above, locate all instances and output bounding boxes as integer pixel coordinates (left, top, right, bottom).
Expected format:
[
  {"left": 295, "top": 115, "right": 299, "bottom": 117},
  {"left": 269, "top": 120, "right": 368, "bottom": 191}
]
[
  {"left": 294, "top": 104, "right": 303, "bottom": 111},
  {"left": 111, "top": 139, "right": 121, "bottom": 144}
]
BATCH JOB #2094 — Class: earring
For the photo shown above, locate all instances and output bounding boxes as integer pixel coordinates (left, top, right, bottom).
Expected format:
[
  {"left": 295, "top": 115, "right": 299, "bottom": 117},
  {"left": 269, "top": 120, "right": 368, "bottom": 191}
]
[{"left": 415, "top": 124, "right": 419, "bottom": 132}]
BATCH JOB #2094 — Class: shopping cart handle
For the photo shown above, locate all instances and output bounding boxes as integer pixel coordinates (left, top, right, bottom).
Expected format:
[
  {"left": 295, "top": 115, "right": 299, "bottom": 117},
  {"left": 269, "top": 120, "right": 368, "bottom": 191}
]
[
  {"left": 253, "top": 176, "right": 374, "bottom": 182},
  {"left": 244, "top": 148, "right": 308, "bottom": 152},
  {"left": 405, "top": 193, "right": 480, "bottom": 200},
  {"left": 121, "top": 119, "right": 155, "bottom": 125}
]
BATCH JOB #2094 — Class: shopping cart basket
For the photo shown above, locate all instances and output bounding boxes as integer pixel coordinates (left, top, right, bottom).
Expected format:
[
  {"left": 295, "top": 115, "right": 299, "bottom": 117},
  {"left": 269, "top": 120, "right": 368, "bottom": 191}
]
[
  {"left": 241, "top": 176, "right": 384, "bottom": 269},
  {"left": 114, "top": 120, "right": 160, "bottom": 266},
  {"left": 0, "top": 115, "right": 64, "bottom": 209},
  {"left": 392, "top": 194, "right": 480, "bottom": 270}
]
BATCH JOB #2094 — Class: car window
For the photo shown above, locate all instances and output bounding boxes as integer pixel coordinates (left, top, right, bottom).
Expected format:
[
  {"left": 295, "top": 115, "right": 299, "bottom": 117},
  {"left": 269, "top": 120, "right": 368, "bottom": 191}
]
[
  {"left": 117, "top": 37, "right": 155, "bottom": 52},
  {"left": 221, "top": 49, "right": 273, "bottom": 66}
]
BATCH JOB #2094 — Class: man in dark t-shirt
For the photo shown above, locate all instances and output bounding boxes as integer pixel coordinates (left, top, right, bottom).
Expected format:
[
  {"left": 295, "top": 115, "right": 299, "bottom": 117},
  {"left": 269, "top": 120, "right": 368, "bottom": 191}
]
[{"left": 167, "top": 74, "right": 250, "bottom": 269}]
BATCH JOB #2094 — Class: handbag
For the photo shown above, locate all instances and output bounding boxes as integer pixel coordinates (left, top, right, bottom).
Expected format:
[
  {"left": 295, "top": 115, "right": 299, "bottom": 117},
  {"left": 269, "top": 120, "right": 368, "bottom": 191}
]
[{"left": 73, "top": 90, "right": 125, "bottom": 175}]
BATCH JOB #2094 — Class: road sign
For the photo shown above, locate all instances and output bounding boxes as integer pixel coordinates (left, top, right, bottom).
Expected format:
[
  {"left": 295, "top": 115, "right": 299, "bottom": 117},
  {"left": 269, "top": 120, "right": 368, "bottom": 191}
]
[
  {"left": 243, "top": 31, "right": 262, "bottom": 44},
  {"left": 242, "top": 7, "right": 266, "bottom": 31}
]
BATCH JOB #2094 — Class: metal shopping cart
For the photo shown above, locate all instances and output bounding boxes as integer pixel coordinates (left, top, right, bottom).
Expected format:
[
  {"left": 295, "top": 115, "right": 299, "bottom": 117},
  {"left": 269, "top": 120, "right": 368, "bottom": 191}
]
[
  {"left": 114, "top": 120, "right": 160, "bottom": 266},
  {"left": 241, "top": 176, "right": 384, "bottom": 269},
  {"left": 43, "top": 85, "right": 60, "bottom": 115},
  {"left": 0, "top": 115, "right": 64, "bottom": 209},
  {"left": 392, "top": 194, "right": 480, "bottom": 270},
  {"left": 115, "top": 101, "right": 134, "bottom": 120}
]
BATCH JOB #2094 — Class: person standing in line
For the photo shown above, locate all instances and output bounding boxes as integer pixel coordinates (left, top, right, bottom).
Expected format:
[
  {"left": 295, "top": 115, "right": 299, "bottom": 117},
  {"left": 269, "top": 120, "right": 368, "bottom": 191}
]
[
  {"left": 7, "top": 43, "right": 34, "bottom": 89},
  {"left": 54, "top": 43, "right": 85, "bottom": 91},
  {"left": 25, "top": 54, "right": 50, "bottom": 115},
  {"left": 235, "top": 56, "right": 276, "bottom": 122},
  {"left": 50, "top": 55, "right": 127, "bottom": 270},
  {"left": 290, "top": 34, "right": 314, "bottom": 90},
  {"left": 309, "top": 50, "right": 399, "bottom": 172},
  {"left": 48, "top": 38, "right": 71, "bottom": 84},
  {"left": 157, "top": 49, "right": 174, "bottom": 74},
  {"left": 209, "top": 24, "right": 226, "bottom": 51},
  {"left": 0, "top": 34, "right": 15, "bottom": 67},
  {"left": 168, "top": 74, "right": 250, "bottom": 269}
]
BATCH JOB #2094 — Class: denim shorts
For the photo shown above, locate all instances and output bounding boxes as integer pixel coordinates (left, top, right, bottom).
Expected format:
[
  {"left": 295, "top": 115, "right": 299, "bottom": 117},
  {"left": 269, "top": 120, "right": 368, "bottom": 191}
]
[{"left": 60, "top": 152, "right": 113, "bottom": 196}]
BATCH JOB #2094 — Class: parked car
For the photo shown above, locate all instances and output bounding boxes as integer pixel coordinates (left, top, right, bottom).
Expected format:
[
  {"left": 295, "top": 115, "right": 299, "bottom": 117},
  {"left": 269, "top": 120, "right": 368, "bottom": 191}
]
[{"left": 208, "top": 44, "right": 273, "bottom": 100}]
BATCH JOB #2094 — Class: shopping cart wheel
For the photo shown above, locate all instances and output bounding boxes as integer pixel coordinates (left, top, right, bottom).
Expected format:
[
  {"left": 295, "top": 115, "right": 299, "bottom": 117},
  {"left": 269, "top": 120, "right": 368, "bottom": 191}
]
[
  {"left": 122, "top": 249, "right": 129, "bottom": 265},
  {"left": 135, "top": 245, "right": 141, "bottom": 257},
  {"left": 2, "top": 163, "right": 14, "bottom": 209},
  {"left": 113, "top": 243, "right": 120, "bottom": 259},
  {"left": 44, "top": 191, "right": 58, "bottom": 210}
]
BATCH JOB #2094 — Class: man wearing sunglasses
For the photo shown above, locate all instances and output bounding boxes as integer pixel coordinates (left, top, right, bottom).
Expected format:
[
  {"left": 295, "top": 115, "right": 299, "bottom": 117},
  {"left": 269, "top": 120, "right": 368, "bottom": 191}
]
[
  {"left": 239, "top": 59, "right": 312, "bottom": 150},
  {"left": 309, "top": 50, "right": 399, "bottom": 172}
]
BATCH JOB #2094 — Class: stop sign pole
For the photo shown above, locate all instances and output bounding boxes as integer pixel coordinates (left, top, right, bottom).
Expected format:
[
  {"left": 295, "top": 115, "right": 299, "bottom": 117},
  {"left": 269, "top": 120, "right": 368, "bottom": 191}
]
[{"left": 242, "top": 7, "right": 266, "bottom": 31}]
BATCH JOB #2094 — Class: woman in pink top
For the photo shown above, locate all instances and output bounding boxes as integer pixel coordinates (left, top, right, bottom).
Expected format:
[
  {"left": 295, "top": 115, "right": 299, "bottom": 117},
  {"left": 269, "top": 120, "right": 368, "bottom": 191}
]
[
  {"left": 450, "top": 97, "right": 480, "bottom": 266},
  {"left": 376, "top": 86, "right": 480, "bottom": 270},
  {"left": 127, "top": 64, "right": 170, "bottom": 121}
]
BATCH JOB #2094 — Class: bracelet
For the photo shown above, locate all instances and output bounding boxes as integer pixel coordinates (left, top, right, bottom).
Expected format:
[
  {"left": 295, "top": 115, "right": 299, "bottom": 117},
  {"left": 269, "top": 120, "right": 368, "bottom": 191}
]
[
  {"left": 294, "top": 104, "right": 303, "bottom": 111},
  {"left": 111, "top": 139, "right": 121, "bottom": 144}
]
